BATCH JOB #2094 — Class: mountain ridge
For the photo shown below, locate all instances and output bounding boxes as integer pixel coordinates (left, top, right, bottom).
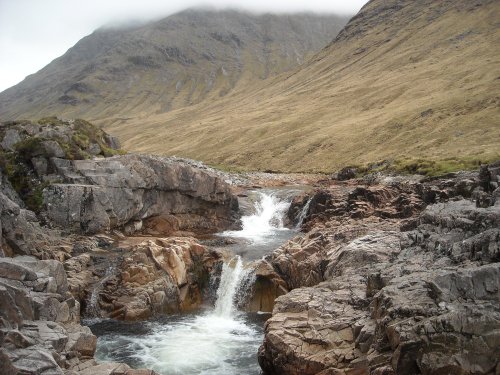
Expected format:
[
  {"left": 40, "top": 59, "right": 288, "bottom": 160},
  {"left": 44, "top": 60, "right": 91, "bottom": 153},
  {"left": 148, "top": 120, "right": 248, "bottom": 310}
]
[
  {"left": 0, "top": 9, "right": 349, "bottom": 120},
  {"left": 103, "top": 0, "right": 499, "bottom": 173},
  {"left": 1, "top": 1, "right": 498, "bottom": 174}
]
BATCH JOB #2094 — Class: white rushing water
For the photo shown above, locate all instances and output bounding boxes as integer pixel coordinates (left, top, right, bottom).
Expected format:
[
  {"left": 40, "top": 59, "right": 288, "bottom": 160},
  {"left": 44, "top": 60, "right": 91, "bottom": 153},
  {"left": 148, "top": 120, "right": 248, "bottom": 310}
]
[
  {"left": 215, "top": 257, "right": 251, "bottom": 317},
  {"left": 218, "top": 190, "right": 301, "bottom": 260},
  {"left": 91, "top": 188, "right": 309, "bottom": 374},
  {"left": 295, "top": 196, "right": 312, "bottom": 229},
  {"left": 93, "top": 256, "right": 261, "bottom": 375},
  {"left": 222, "top": 191, "right": 291, "bottom": 242},
  {"left": 85, "top": 265, "right": 116, "bottom": 319}
]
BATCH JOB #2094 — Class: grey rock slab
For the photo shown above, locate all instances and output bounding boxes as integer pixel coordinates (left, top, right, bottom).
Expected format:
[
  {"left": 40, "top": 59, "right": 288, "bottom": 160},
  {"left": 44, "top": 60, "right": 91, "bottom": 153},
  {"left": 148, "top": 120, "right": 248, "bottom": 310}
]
[{"left": 1, "top": 129, "right": 21, "bottom": 151}]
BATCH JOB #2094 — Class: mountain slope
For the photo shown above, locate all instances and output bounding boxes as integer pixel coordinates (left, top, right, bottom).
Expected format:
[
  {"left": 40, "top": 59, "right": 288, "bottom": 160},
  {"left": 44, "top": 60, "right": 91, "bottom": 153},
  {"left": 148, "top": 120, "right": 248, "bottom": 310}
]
[
  {"left": 104, "top": 0, "right": 500, "bottom": 173},
  {"left": 0, "top": 9, "right": 348, "bottom": 120}
]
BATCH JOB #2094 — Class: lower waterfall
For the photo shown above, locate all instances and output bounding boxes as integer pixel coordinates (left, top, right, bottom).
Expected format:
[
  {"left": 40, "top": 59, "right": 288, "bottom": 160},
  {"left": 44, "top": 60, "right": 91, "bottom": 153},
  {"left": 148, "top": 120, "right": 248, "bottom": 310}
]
[
  {"left": 91, "top": 256, "right": 261, "bottom": 375},
  {"left": 89, "top": 187, "right": 309, "bottom": 374}
]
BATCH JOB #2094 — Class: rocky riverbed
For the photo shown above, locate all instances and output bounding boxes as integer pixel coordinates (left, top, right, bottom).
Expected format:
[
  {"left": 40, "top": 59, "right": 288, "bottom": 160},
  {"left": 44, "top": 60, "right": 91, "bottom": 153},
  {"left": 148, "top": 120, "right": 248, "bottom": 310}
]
[
  {"left": 1, "top": 118, "right": 499, "bottom": 374},
  {"left": 257, "top": 165, "right": 500, "bottom": 374},
  {"left": 0, "top": 119, "right": 241, "bottom": 374}
]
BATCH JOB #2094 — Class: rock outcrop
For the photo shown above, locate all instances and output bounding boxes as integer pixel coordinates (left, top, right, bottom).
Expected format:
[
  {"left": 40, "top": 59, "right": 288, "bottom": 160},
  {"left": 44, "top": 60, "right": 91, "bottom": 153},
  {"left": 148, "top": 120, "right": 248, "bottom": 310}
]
[
  {"left": 0, "top": 255, "right": 158, "bottom": 374},
  {"left": 0, "top": 117, "right": 241, "bottom": 373},
  {"left": 259, "top": 165, "right": 500, "bottom": 374},
  {"left": 43, "top": 153, "right": 239, "bottom": 235},
  {"left": 0, "top": 118, "right": 239, "bottom": 244},
  {"left": 0, "top": 170, "right": 65, "bottom": 259},
  {"left": 0, "top": 256, "right": 94, "bottom": 374},
  {"left": 80, "top": 237, "right": 222, "bottom": 321}
]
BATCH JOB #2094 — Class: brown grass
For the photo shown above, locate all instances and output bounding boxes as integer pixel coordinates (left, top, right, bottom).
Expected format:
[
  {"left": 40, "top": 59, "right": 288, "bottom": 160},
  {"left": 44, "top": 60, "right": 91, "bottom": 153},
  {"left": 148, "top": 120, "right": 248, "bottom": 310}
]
[{"left": 101, "top": 0, "right": 500, "bottom": 173}]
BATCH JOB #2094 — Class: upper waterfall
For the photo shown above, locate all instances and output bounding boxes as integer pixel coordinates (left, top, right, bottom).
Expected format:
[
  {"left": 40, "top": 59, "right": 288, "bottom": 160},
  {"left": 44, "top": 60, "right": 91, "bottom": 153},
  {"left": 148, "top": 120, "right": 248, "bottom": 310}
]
[{"left": 223, "top": 191, "right": 291, "bottom": 241}]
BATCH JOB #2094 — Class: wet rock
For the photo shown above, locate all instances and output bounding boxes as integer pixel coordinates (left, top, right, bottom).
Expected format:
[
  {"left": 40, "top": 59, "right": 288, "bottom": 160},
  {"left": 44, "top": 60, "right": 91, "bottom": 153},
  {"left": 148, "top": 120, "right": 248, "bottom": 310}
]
[
  {"left": 267, "top": 231, "right": 328, "bottom": 290},
  {"left": 259, "top": 172, "right": 500, "bottom": 374},
  {"left": 247, "top": 260, "right": 288, "bottom": 312}
]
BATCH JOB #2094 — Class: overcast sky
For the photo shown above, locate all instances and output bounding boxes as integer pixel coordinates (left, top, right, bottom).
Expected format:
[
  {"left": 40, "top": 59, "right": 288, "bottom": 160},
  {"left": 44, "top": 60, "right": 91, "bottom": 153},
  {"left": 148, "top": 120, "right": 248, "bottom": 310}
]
[{"left": 0, "top": 0, "right": 368, "bottom": 93}]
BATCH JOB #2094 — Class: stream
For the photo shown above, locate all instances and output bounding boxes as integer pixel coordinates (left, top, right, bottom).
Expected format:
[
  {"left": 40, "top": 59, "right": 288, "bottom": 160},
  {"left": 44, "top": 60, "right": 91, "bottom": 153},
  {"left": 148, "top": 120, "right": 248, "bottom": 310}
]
[{"left": 86, "top": 187, "right": 309, "bottom": 374}]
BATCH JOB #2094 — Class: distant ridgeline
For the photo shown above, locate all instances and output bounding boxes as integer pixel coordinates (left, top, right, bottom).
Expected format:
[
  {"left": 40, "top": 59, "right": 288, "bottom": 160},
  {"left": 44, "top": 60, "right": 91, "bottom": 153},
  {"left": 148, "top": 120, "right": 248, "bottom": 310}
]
[
  {"left": 0, "top": 10, "right": 349, "bottom": 120},
  {"left": 100, "top": 0, "right": 498, "bottom": 174},
  {"left": 1, "top": 2, "right": 499, "bottom": 174}
]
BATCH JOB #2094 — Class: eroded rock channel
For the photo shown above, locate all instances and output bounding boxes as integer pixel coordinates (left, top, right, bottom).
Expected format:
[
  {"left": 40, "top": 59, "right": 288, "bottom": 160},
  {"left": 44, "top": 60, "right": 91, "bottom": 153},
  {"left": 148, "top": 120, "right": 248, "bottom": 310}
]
[{"left": 1, "top": 119, "right": 499, "bottom": 374}]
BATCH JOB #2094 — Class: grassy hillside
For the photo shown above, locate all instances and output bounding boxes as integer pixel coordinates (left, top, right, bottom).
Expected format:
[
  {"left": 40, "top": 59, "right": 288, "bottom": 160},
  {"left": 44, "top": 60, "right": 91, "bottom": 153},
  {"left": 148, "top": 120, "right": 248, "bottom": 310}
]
[
  {"left": 0, "top": 9, "right": 348, "bottom": 120},
  {"left": 104, "top": 0, "right": 499, "bottom": 173}
]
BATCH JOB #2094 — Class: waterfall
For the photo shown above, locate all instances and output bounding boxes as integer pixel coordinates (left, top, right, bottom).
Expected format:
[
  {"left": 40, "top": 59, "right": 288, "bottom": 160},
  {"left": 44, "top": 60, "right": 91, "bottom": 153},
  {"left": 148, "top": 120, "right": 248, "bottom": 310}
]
[
  {"left": 214, "top": 256, "right": 253, "bottom": 317},
  {"left": 85, "top": 265, "right": 115, "bottom": 318},
  {"left": 92, "top": 256, "right": 261, "bottom": 374},
  {"left": 295, "top": 196, "right": 312, "bottom": 228},
  {"left": 242, "top": 192, "right": 289, "bottom": 233},
  {"left": 90, "top": 189, "right": 310, "bottom": 374},
  {"left": 223, "top": 192, "right": 291, "bottom": 241}
]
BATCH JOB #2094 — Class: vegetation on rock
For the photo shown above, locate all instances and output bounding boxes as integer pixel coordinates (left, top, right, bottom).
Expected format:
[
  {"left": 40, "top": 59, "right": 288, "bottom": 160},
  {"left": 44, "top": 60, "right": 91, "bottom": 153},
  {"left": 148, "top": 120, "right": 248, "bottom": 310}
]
[{"left": 0, "top": 117, "right": 124, "bottom": 212}]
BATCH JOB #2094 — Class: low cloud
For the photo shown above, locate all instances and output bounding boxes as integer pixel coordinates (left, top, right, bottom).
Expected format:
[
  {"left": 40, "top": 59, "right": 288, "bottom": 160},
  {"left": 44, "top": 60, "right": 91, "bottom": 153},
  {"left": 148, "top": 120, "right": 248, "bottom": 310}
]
[{"left": 0, "top": 0, "right": 367, "bottom": 92}]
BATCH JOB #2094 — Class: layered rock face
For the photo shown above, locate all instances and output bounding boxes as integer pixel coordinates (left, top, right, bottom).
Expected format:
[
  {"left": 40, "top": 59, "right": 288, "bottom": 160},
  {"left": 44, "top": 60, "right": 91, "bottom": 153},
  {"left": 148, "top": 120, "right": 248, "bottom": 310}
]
[
  {"left": 0, "top": 118, "right": 239, "bottom": 251},
  {"left": 0, "top": 257, "right": 159, "bottom": 374},
  {"left": 0, "top": 118, "right": 240, "bottom": 373},
  {"left": 43, "top": 153, "right": 239, "bottom": 235},
  {"left": 0, "top": 256, "right": 94, "bottom": 374},
  {"left": 258, "top": 167, "right": 500, "bottom": 374}
]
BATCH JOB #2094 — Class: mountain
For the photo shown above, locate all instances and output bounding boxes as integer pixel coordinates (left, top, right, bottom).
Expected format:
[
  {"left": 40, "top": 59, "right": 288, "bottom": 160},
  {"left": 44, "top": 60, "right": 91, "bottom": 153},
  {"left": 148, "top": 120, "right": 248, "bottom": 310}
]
[
  {"left": 102, "top": 0, "right": 498, "bottom": 173},
  {"left": 0, "top": 9, "right": 349, "bottom": 120}
]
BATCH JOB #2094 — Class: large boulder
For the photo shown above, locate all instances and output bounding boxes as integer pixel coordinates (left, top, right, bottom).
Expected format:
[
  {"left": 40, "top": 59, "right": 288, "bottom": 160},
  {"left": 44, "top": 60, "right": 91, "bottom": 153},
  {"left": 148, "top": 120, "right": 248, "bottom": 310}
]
[
  {"left": 43, "top": 154, "right": 239, "bottom": 235},
  {"left": 85, "top": 237, "right": 222, "bottom": 320},
  {"left": 0, "top": 191, "right": 47, "bottom": 257},
  {"left": 1, "top": 118, "right": 240, "bottom": 241}
]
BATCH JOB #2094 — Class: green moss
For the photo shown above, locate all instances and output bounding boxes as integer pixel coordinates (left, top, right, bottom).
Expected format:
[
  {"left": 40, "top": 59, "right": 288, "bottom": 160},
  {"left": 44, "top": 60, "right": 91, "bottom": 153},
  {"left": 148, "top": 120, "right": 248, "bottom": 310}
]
[
  {"left": 57, "top": 139, "right": 90, "bottom": 160},
  {"left": 100, "top": 144, "right": 126, "bottom": 157},
  {"left": 38, "top": 116, "right": 65, "bottom": 127},
  {"left": 392, "top": 157, "right": 489, "bottom": 177},
  {"left": 0, "top": 148, "right": 48, "bottom": 213},
  {"left": 14, "top": 138, "right": 47, "bottom": 161},
  {"left": 73, "top": 118, "right": 126, "bottom": 157},
  {"left": 71, "top": 132, "right": 90, "bottom": 149},
  {"left": 25, "top": 181, "right": 50, "bottom": 213},
  {"left": 0, "top": 150, "right": 15, "bottom": 177},
  {"left": 1, "top": 117, "right": 126, "bottom": 212}
]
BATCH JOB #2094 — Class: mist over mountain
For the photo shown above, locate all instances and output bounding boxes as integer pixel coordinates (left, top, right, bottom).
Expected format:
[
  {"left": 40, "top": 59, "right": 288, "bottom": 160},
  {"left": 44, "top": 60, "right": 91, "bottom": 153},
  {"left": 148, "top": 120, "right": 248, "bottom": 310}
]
[
  {"left": 0, "top": 2, "right": 499, "bottom": 375},
  {"left": 102, "top": 0, "right": 499, "bottom": 173},
  {"left": 0, "top": 9, "right": 349, "bottom": 120}
]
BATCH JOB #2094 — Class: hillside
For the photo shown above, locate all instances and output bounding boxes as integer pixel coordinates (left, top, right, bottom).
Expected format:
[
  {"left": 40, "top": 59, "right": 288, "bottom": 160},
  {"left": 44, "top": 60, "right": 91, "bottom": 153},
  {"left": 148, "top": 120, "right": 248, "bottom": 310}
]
[
  {"left": 103, "top": 0, "right": 500, "bottom": 173},
  {"left": 0, "top": 9, "right": 348, "bottom": 120}
]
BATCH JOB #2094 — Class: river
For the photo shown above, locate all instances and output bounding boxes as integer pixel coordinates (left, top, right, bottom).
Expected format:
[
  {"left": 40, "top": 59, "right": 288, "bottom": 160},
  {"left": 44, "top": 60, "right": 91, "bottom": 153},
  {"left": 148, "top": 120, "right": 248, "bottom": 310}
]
[{"left": 86, "top": 187, "right": 309, "bottom": 374}]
